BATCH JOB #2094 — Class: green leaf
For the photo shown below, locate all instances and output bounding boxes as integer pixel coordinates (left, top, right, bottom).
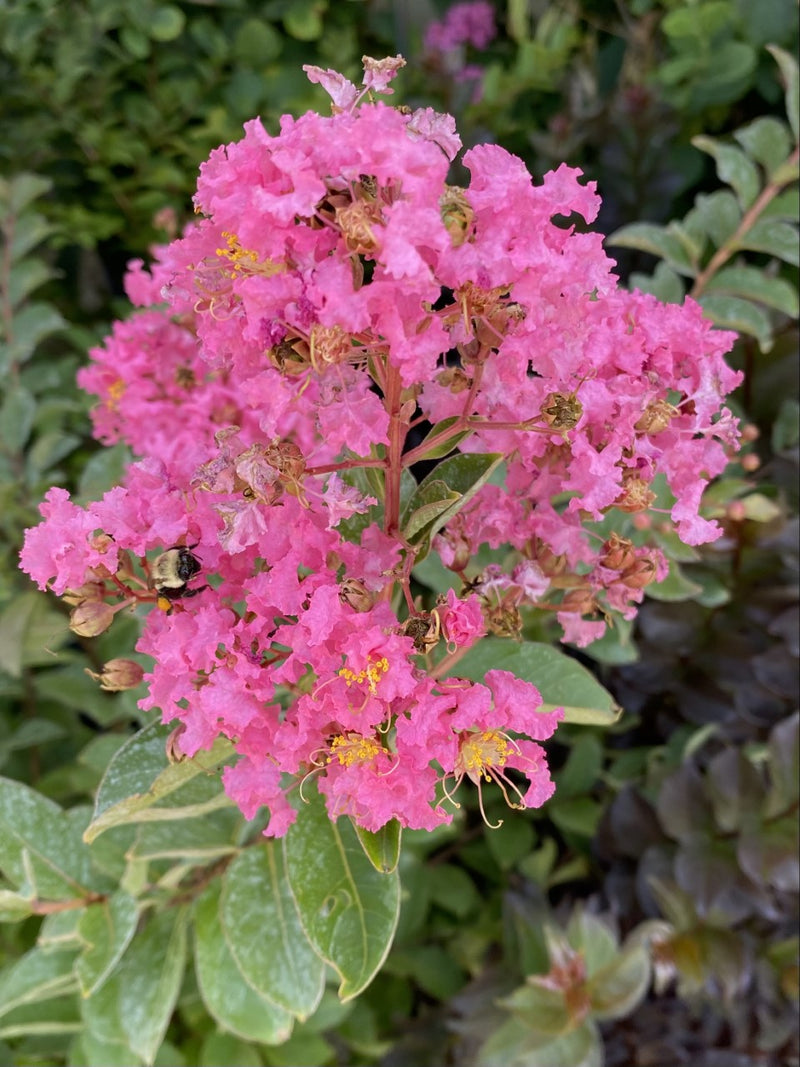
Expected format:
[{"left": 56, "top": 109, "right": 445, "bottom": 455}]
[
  {"left": 5, "top": 257, "right": 55, "bottom": 308},
  {"left": 149, "top": 5, "right": 185, "bottom": 41},
  {"left": 402, "top": 453, "right": 504, "bottom": 557},
  {"left": 733, "top": 117, "right": 793, "bottom": 178},
  {"left": 81, "top": 907, "right": 188, "bottom": 1066},
  {"left": 2, "top": 173, "right": 52, "bottom": 215},
  {"left": 587, "top": 943, "right": 651, "bottom": 1021},
  {"left": 0, "top": 777, "right": 103, "bottom": 898},
  {"left": 645, "top": 561, "right": 704, "bottom": 602},
  {"left": 767, "top": 45, "right": 800, "bottom": 143},
  {"left": 221, "top": 844, "right": 325, "bottom": 1019},
  {"left": 0, "top": 889, "right": 35, "bottom": 922},
  {"left": 352, "top": 818, "right": 402, "bottom": 874},
  {"left": 690, "top": 189, "right": 742, "bottom": 248},
  {"left": 1, "top": 303, "right": 66, "bottom": 369},
  {"left": 697, "top": 293, "right": 774, "bottom": 351},
  {"left": 628, "top": 261, "right": 685, "bottom": 304},
  {"left": 692, "top": 136, "right": 760, "bottom": 210},
  {"left": 283, "top": 0, "right": 326, "bottom": 41},
  {"left": 735, "top": 218, "right": 799, "bottom": 265},
  {"left": 284, "top": 789, "right": 401, "bottom": 1001},
  {"left": 449, "top": 638, "right": 621, "bottom": 725},
  {"left": 76, "top": 891, "right": 140, "bottom": 998},
  {"left": 194, "top": 883, "right": 294, "bottom": 1045},
  {"left": 500, "top": 979, "right": 572, "bottom": 1036},
  {"left": 605, "top": 223, "right": 695, "bottom": 276},
  {"left": 412, "top": 416, "right": 474, "bottom": 461},
  {"left": 0, "top": 385, "right": 36, "bottom": 452},
  {"left": 129, "top": 808, "right": 240, "bottom": 862},
  {"left": 703, "top": 265, "right": 799, "bottom": 317},
  {"left": 0, "top": 949, "right": 77, "bottom": 1019},
  {"left": 85, "top": 721, "right": 235, "bottom": 842},
  {"left": 0, "top": 591, "right": 71, "bottom": 677},
  {"left": 554, "top": 735, "right": 604, "bottom": 798},
  {"left": 549, "top": 796, "right": 603, "bottom": 838}
]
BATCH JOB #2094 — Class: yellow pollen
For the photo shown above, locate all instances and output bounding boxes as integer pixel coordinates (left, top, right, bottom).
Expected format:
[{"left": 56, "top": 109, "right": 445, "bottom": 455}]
[
  {"left": 328, "top": 732, "right": 382, "bottom": 766},
  {"left": 214, "top": 231, "right": 283, "bottom": 279},
  {"left": 106, "top": 379, "right": 126, "bottom": 409},
  {"left": 460, "top": 730, "right": 511, "bottom": 782},
  {"left": 338, "top": 655, "right": 390, "bottom": 695}
]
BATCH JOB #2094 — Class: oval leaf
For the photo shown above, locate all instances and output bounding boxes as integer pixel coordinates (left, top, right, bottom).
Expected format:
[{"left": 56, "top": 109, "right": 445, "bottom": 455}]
[
  {"left": 284, "top": 789, "right": 400, "bottom": 1001},
  {"left": 221, "top": 844, "right": 325, "bottom": 1019},
  {"left": 449, "top": 638, "right": 621, "bottom": 725},
  {"left": 194, "top": 882, "right": 294, "bottom": 1045},
  {"left": 352, "top": 818, "right": 402, "bottom": 874},
  {"left": 86, "top": 721, "right": 234, "bottom": 842},
  {"left": 76, "top": 891, "right": 140, "bottom": 998}
]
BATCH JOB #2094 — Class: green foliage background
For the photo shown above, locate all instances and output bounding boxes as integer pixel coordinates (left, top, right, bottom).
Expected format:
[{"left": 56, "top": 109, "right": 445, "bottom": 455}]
[{"left": 0, "top": 2, "right": 797, "bottom": 1065}]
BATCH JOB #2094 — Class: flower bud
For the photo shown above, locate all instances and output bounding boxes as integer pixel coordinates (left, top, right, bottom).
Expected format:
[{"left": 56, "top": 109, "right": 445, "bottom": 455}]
[
  {"left": 620, "top": 555, "right": 659, "bottom": 589},
  {"left": 86, "top": 658, "right": 144, "bottom": 691},
  {"left": 599, "top": 533, "right": 636, "bottom": 572},
  {"left": 69, "top": 600, "right": 116, "bottom": 637},
  {"left": 485, "top": 603, "right": 522, "bottom": 638},
  {"left": 560, "top": 587, "right": 596, "bottom": 614},
  {"left": 741, "top": 452, "right": 760, "bottom": 472},
  {"left": 62, "top": 580, "right": 107, "bottom": 607},
  {"left": 339, "top": 578, "right": 375, "bottom": 613}
]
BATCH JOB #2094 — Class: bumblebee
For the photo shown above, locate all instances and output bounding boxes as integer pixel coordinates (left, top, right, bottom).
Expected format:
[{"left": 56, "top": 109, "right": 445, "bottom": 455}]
[{"left": 151, "top": 547, "right": 205, "bottom": 611}]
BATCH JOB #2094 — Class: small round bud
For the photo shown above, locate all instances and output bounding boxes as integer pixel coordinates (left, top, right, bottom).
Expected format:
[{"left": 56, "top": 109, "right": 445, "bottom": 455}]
[
  {"left": 741, "top": 452, "right": 760, "bottom": 472},
  {"left": 599, "top": 533, "right": 636, "bottom": 572},
  {"left": 339, "top": 578, "right": 375, "bottom": 613},
  {"left": 620, "top": 555, "right": 659, "bottom": 589},
  {"left": 69, "top": 601, "right": 116, "bottom": 637},
  {"left": 726, "top": 500, "right": 747, "bottom": 522},
  {"left": 560, "top": 587, "right": 596, "bottom": 614},
  {"left": 86, "top": 658, "right": 144, "bottom": 691}
]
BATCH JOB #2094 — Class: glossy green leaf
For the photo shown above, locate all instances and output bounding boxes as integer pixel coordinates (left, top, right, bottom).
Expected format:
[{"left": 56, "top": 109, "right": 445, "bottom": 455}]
[
  {"left": 129, "top": 807, "right": 240, "bottom": 862},
  {"left": 692, "top": 136, "right": 760, "bottom": 209},
  {"left": 733, "top": 116, "right": 794, "bottom": 177},
  {"left": 605, "top": 223, "right": 695, "bottom": 276},
  {"left": 402, "top": 453, "right": 504, "bottom": 556},
  {"left": 499, "top": 979, "right": 572, "bottom": 1036},
  {"left": 412, "top": 416, "right": 474, "bottom": 461},
  {"left": 194, "top": 883, "right": 294, "bottom": 1045},
  {"left": 768, "top": 45, "right": 800, "bottom": 143},
  {"left": 81, "top": 907, "right": 188, "bottom": 1066},
  {"left": 0, "top": 777, "right": 102, "bottom": 898},
  {"left": 587, "top": 943, "right": 651, "bottom": 1020},
  {"left": 0, "top": 385, "right": 36, "bottom": 452},
  {"left": 76, "top": 891, "right": 140, "bottom": 998},
  {"left": 86, "top": 721, "right": 234, "bottom": 842},
  {"left": 0, "top": 949, "right": 77, "bottom": 1019},
  {"left": 703, "top": 264, "right": 798, "bottom": 317},
  {"left": 2, "top": 303, "right": 65, "bottom": 368},
  {"left": 284, "top": 789, "right": 401, "bottom": 1001},
  {"left": 628, "top": 262, "right": 685, "bottom": 304},
  {"left": 221, "top": 844, "right": 325, "bottom": 1019},
  {"left": 735, "top": 218, "right": 799, "bottom": 265},
  {"left": 2, "top": 173, "right": 52, "bottom": 215},
  {"left": 0, "top": 889, "right": 35, "bottom": 922},
  {"left": 0, "top": 591, "right": 71, "bottom": 678},
  {"left": 697, "top": 293, "right": 773, "bottom": 350},
  {"left": 645, "top": 561, "right": 704, "bottom": 602},
  {"left": 449, "top": 638, "right": 621, "bottom": 725},
  {"left": 353, "top": 818, "right": 402, "bottom": 874},
  {"left": 690, "top": 189, "right": 742, "bottom": 247}
]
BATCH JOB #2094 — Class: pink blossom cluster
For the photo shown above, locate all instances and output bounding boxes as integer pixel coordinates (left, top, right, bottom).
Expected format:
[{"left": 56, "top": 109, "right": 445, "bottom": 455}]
[
  {"left": 20, "top": 57, "right": 740, "bottom": 836},
  {"left": 424, "top": 1, "right": 497, "bottom": 54}
]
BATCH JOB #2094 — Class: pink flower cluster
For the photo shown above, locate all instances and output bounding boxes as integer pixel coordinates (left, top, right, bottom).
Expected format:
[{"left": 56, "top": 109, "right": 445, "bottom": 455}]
[
  {"left": 424, "top": 1, "right": 497, "bottom": 54},
  {"left": 20, "top": 57, "right": 740, "bottom": 835}
]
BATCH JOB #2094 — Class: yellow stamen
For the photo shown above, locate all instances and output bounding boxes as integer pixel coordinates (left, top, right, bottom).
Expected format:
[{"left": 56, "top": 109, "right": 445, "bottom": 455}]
[
  {"left": 338, "top": 655, "right": 389, "bottom": 696},
  {"left": 328, "top": 732, "right": 382, "bottom": 766}
]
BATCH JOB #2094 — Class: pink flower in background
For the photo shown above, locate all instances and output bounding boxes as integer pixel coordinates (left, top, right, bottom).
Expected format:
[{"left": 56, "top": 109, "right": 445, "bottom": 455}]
[{"left": 425, "top": 1, "right": 497, "bottom": 53}]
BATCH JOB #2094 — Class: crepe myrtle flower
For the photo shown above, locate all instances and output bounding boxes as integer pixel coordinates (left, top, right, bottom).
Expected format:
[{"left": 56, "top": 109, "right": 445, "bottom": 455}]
[{"left": 19, "top": 55, "right": 741, "bottom": 837}]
